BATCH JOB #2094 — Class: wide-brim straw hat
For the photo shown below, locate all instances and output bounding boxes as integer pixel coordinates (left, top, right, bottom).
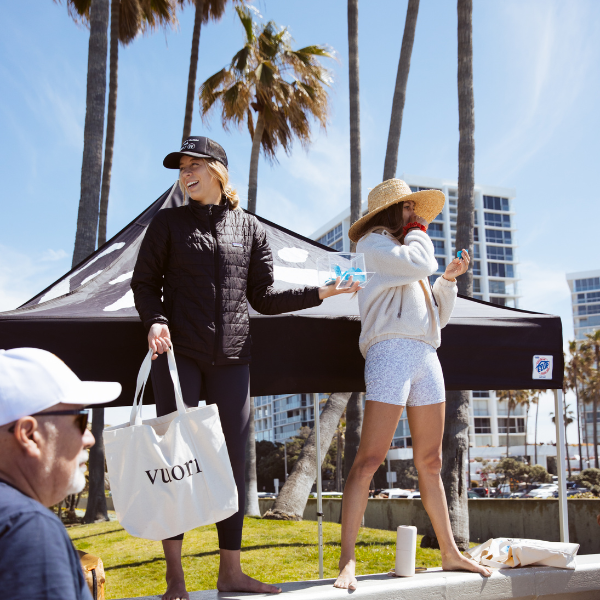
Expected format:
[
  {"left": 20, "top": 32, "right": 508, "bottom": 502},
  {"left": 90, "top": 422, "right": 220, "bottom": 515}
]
[{"left": 348, "top": 179, "right": 445, "bottom": 243}]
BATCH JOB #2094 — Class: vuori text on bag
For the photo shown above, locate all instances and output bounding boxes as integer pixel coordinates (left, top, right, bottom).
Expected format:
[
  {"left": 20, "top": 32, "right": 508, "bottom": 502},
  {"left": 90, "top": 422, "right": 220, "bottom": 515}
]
[{"left": 146, "top": 458, "right": 202, "bottom": 484}]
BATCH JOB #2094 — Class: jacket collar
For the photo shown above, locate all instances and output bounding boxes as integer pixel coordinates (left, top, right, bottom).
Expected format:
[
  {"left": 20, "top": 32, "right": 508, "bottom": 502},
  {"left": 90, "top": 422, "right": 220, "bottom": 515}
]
[{"left": 187, "top": 197, "right": 229, "bottom": 224}]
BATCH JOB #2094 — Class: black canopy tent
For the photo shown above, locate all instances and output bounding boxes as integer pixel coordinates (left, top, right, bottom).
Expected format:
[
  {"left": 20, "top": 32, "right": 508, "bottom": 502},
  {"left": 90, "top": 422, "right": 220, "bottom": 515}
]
[
  {"left": 0, "top": 183, "right": 571, "bottom": 555},
  {"left": 0, "top": 183, "right": 563, "bottom": 404}
]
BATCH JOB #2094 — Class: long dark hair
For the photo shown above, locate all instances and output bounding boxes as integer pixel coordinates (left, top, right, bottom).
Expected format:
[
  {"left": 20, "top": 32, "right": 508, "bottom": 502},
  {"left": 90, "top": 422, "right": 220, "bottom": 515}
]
[{"left": 360, "top": 202, "right": 404, "bottom": 242}]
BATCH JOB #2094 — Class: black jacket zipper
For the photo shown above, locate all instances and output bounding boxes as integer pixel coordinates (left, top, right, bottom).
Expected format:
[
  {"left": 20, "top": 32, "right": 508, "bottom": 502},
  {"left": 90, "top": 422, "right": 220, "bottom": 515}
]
[{"left": 208, "top": 205, "right": 221, "bottom": 365}]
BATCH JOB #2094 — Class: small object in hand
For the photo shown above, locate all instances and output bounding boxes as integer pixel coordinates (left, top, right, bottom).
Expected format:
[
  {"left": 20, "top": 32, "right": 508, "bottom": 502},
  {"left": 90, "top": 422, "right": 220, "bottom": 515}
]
[{"left": 457, "top": 250, "right": 463, "bottom": 259}]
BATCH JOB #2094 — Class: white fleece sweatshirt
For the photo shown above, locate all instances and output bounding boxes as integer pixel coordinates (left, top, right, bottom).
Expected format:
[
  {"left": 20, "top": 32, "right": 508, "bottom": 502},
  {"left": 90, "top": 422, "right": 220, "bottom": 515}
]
[{"left": 356, "top": 228, "right": 458, "bottom": 358}]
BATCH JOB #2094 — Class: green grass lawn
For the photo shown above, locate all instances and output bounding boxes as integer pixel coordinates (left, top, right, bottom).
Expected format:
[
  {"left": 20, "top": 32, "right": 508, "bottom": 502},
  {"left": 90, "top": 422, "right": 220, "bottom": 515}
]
[{"left": 68, "top": 517, "right": 444, "bottom": 599}]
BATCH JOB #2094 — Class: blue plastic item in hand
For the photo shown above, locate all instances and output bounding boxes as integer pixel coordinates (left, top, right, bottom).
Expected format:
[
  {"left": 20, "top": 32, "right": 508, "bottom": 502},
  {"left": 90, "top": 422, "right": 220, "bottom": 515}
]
[
  {"left": 457, "top": 250, "right": 463, "bottom": 259},
  {"left": 326, "top": 265, "right": 367, "bottom": 285}
]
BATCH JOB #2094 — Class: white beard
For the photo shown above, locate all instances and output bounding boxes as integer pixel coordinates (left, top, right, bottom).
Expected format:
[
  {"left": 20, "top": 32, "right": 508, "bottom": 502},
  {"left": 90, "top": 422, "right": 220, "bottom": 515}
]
[{"left": 65, "top": 450, "right": 89, "bottom": 496}]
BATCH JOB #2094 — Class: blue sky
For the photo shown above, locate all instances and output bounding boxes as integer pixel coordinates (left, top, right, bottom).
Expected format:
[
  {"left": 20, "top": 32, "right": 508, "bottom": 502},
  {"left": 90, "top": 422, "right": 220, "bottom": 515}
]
[{"left": 2, "top": 0, "right": 599, "bottom": 444}]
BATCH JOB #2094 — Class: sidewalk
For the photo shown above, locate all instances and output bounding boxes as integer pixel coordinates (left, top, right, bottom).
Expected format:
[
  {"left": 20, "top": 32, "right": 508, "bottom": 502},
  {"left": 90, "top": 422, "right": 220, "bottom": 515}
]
[{"left": 119, "top": 554, "right": 600, "bottom": 600}]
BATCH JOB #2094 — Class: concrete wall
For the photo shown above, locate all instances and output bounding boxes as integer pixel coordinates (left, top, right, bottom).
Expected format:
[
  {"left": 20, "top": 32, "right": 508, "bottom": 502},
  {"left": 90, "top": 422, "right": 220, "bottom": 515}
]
[{"left": 258, "top": 498, "right": 600, "bottom": 554}]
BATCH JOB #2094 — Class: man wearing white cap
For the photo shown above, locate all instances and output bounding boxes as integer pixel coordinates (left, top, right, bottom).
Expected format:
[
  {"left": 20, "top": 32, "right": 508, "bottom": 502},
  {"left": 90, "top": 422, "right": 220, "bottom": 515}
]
[{"left": 0, "top": 348, "right": 121, "bottom": 599}]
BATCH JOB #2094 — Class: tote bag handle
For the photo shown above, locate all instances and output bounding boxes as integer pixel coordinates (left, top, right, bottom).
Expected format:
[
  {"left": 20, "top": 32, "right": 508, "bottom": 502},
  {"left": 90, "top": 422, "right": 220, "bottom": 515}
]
[{"left": 130, "top": 344, "right": 187, "bottom": 426}]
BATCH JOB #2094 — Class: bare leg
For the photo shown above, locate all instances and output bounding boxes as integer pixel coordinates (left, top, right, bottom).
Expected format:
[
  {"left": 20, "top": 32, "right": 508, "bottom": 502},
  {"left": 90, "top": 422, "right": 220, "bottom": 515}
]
[
  {"left": 162, "top": 539, "right": 188, "bottom": 600},
  {"left": 407, "top": 403, "right": 491, "bottom": 577},
  {"left": 217, "top": 549, "right": 281, "bottom": 593},
  {"left": 334, "top": 401, "right": 404, "bottom": 589}
]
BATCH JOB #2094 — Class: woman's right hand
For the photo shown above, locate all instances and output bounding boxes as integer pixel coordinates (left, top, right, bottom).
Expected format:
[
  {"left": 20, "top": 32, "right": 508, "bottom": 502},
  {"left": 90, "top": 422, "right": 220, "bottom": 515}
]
[{"left": 148, "top": 323, "right": 171, "bottom": 360}]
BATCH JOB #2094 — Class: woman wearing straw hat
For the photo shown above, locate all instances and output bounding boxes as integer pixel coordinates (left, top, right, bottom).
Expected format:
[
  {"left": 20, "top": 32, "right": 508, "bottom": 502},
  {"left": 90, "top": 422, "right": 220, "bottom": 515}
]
[
  {"left": 334, "top": 179, "right": 491, "bottom": 589},
  {"left": 132, "top": 136, "right": 359, "bottom": 600}
]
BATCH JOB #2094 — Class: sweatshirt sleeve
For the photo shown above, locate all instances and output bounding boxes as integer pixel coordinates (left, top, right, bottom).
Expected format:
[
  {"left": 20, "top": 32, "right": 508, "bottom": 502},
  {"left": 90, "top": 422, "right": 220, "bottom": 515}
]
[
  {"left": 359, "top": 230, "right": 438, "bottom": 288},
  {"left": 131, "top": 211, "right": 170, "bottom": 331},
  {"left": 433, "top": 275, "right": 458, "bottom": 328},
  {"left": 246, "top": 218, "right": 322, "bottom": 315}
]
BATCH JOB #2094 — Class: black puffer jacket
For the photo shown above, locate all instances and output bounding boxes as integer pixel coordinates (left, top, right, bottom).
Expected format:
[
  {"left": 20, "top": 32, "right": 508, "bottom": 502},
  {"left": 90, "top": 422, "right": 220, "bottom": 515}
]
[{"left": 131, "top": 200, "right": 322, "bottom": 365}]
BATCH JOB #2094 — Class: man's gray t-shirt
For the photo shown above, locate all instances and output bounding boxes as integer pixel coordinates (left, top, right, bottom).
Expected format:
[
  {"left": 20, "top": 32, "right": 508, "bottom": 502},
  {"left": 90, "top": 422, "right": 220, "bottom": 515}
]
[{"left": 0, "top": 480, "right": 92, "bottom": 600}]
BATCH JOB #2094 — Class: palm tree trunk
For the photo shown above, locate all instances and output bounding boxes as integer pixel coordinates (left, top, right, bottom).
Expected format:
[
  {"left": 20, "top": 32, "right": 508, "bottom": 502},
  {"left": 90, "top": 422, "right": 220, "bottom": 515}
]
[
  {"left": 83, "top": 408, "right": 109, "bottom": 522},
  {"left": 424, "top": 390, "right": 469, "bottom": 551},
  {"left": 593, "top": 396, "right": 599, "bottom": 469},
  {"left": 343, "top": 392, "right": 363, "bottom": 484},
  {"left": 382, "top": 0, "right": 419, "bottom": 181},
  {"left": 263, "top": 393, "right": 351, "bottom": 520},
  {"left": 245, "top": 396, "right": 260, "bottom": 516},
  {"left": 97, "top": 0, "right": 119, "bottom": 248},
  {"left": 347, "top": 0, "right": 362, "bottom": 252},
  {"left": 182, "top": 0, "right": 204, "bottom": 142},
  {"left": 247, "top": 111, "right": 265, "bottom": 214},
  {"left": 336, "top": 427, "right": 343, "bottom": 492},
  {"left": 72, "top": 0, "right": 109, "bottom": 268},
  {"left": 524, "top": 405, "right": 529, "bottom": 464},
  {"left": 455, "top": 0, "right": 475, "bottom": 296},
  {"left": 563, "top": 392, "right": 572, "bottom": 478},
  {"left": 575, "top": 382, "right": 583, "bottom": 472}
]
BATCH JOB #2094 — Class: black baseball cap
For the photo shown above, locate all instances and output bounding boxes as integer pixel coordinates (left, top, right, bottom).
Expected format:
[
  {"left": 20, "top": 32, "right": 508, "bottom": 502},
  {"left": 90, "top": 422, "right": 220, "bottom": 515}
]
[{"left": 163, "top": 136, "right": 228, "bottom": 169}]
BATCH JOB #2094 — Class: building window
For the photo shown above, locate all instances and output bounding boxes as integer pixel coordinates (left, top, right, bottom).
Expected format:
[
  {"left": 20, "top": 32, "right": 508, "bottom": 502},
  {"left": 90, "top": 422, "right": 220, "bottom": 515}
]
[
  {"left": 578, "top": 315, "right": 600, "bottom": 328},
  {"left": 574, "top": 277, "right": 600, "bottom": 292},
  {"left": 577, "top": 304, "right": 600, "bottom": 316},
  {"left": 577, "top": 291, "right": 600, "bottom": 304},
  {"left": 428, "top": 223, "right": 444, "bottom": 237},
  {"left": 484, "top": 213, "right": 511, "bottom": 228},
  {"left": 485, "top": 229, "right": 512, "bottom": 244},
  {"left": 474, "top": 418, "right": 492, "bottom": 434},
  {"left": 432, "top": 239, "right": 445, "bottom": 253},
  {"left": 487, "top": 246, "right": 513, "bottom": 261},
  {"left": 472, "top": 390, "right": 490, "bottom": 397},
  {"left": 474, "top": 227, "right": 479, "bottom": 242},
  {"left": 473, "top": 261, "right": 481, "bottom": 276},
  {"left": 429, "top": 274, "right": 440, "bottom": 286},
  {"left": 475, "top": 435, "right": 492, "bottom": 447},
  {"left": 489, "top": 280, "right": 506, "bottom": 294},
  {"left": 488, "top": 262, "right": 514, "bottom": 278},
  {"left": 490, "top": 297, "right": 506, "bottom": 306},
  {"left": 473, "top": 244, "right": 480, "bottom": 259},
  {"left": 317, "top": 224, "right": 343, "bottom": 249},
  {"left": 483, "top": 195, "right": 510, "bottom": 211},
  {"left": 473, "top": 294, "right": 483, "bottom": 300},
  {"left": 437, "top": 258, "right": 446, "bottom": 272},
  {"left": 498, "top": 418, "right": 525, "bottom": 434},
  {"left": 473, "top": 400, "right": 489, "bottom": 416},
  {"left": 473, "top": 278, "right": 481, "bottom": 293}
]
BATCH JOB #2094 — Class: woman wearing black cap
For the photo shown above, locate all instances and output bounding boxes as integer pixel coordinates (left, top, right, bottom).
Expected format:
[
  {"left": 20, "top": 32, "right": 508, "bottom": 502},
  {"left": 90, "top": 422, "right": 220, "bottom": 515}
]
[{"left": 131, "top": 136, "right": 358, "bottom": 599}]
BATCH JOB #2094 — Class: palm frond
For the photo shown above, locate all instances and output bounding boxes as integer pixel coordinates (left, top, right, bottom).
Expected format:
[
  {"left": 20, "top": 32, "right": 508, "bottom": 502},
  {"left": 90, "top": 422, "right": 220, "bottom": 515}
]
[
  {"left": 235, "top": 4, "right": 256, "bottom": 44},
  {"left": 232, "top": 45, "right": 252, "bottom": 74}
]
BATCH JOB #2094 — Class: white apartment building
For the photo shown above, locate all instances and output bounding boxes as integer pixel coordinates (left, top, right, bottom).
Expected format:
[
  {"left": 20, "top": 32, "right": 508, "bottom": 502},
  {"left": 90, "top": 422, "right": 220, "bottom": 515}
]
[
  {"left": 256, "top": 176, "right": 524, "bottom": 452},
  {"left": 566, "top": 269, "right": 600, "bottom": 445}
]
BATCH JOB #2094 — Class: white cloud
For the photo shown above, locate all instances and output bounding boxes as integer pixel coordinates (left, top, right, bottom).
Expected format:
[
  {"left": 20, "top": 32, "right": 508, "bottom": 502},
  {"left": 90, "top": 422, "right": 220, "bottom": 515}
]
[{"left": 41, "top": 249, "right": 68, "bottom": 262}]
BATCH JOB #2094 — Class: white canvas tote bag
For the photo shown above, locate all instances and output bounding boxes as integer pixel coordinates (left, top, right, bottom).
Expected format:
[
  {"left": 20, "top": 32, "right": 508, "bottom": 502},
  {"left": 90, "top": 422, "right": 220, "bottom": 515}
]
[
  {"left": 465, "top": 537, "right": 579, "bottom": 570},
  {"left": 104, "top": 347, "right": 238, "bottom": 540}
]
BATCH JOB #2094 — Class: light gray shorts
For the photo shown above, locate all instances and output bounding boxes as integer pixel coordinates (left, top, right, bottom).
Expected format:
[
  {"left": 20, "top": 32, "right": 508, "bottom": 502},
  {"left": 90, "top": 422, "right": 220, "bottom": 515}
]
[{"left": 365, "top": 338, "right": 445, "bottom": 407}]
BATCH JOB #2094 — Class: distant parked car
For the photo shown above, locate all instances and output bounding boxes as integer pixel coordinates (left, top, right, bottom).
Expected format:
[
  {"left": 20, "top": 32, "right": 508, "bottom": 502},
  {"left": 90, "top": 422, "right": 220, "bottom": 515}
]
[
  {"left": 525, "top": 486, "right": 557, "bottom": 499},
  {"left": 406, "top": 492, "right": 421, "bottom": 499},
  {"left": 468, "top": 490, "right": 481, "bottom": 499},
  {"left": 471, "top": 487, "right": 489, "bottom": 498},
  {"left": 257, "top": 492, "right": 277, "bottom": 499},
  {"left": 309, "top": 492, "right": 343, "bottom": 498},
  {"left": 510, "top": 491, "right": 526, "bottom": 498}
]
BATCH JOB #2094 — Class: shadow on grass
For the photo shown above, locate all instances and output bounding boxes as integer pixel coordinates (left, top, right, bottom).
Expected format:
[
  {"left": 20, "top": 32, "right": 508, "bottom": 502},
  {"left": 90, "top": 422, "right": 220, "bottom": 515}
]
[
  {"left": 70, "top": 526, "right": 125, "bottom": 541},
  {"left": 105, "top": 540, "right": 394, "bottom": 572}
]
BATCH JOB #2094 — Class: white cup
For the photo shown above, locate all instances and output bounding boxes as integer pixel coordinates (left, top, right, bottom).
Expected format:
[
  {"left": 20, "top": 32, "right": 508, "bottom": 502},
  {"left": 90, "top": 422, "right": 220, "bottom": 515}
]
[{"left": 395, "top": 525, "right": 417, "bottom": 577}]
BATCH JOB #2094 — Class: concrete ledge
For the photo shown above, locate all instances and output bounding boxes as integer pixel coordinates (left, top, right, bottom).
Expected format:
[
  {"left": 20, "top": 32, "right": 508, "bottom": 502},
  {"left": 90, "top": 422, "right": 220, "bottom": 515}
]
[{"left": 119, "top": 555, "right": 600, "bottom": 600}]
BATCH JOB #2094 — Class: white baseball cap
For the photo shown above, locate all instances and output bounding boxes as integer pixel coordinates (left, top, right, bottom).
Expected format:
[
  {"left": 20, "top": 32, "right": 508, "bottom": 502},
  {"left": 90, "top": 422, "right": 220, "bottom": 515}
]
[{"left": 0, "top": 348, "right": 122, "bottom": 427}]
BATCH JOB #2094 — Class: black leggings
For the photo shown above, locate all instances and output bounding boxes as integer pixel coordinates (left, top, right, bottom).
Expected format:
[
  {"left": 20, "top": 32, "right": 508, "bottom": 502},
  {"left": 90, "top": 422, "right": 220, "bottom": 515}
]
[{"left": 151, "top": 352, "right": 250, "bottom": 550}]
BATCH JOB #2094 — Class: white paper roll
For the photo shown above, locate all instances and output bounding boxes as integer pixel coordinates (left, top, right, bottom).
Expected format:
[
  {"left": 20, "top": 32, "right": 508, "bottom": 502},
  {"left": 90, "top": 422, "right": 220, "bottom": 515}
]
[{"left": 395, "top": 525, "right": 417, "bottom": 577}]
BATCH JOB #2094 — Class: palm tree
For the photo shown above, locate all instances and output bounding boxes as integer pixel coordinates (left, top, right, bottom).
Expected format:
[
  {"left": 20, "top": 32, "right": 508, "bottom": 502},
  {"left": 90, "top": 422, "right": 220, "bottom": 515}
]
[
  {"left": 382, "top": 0, "right": 419, "bottom": 181},
  {"left": 343, "top": 392, "right": 363, "bottom": 485},
  {"left": 530, "top": 389, "right": 544, "bottom": 465},
  {"left": 347, "top": 0, "right": 361, "bottom": 252},
  {"left": 263, "top": 393, "right": 351, "bottom": 520},
  {"left": 434, "top": 0, "right": 475, "bottom": 553},
  {"left": 177, "top": 0, "right": 229, "bottom": 143},
  {"left": 566, "top": 341, "right": 593, "bottom": 472},
  {"left": 199, "top": 5, "right": 333, "bottom": 214},
  {"left": 496, "top": 389, "right": 528, "bottom": 458},
  {"left": 586, "top": 330, "right": 600, "bottom": 468},
  {"left": 551, "top": 402, "right": 576, "bottom": 479},
  {"left": 244, "top": 396, "right": 260, "bottom": 516},
  {"left": 65, "top": 0, "right": 110, "bottom": 268}
]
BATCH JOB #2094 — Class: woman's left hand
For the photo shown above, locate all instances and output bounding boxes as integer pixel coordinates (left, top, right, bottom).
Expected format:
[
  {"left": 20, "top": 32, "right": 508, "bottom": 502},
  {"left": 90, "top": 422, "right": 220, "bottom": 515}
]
[
  {"left": 318, "top": 277, "right": 362, "bottom": 300},
  {"left": 443, "top": 249, "right": 470, "bottom": 282}
]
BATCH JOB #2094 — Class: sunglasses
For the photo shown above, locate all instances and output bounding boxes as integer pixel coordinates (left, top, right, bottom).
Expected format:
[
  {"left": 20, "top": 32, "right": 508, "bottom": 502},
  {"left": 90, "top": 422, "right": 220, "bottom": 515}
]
[{"left": 8, "top": 409, "right": 90, "bottom": 435}]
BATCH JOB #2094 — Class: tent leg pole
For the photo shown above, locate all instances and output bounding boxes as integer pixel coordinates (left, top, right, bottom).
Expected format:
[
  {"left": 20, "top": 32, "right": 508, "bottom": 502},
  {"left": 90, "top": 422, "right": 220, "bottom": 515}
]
[
  {"left": 314, "top": 392, "right": 324, "bottom": 579},
  {"left": 554, "top": 389, "right": 569, "bottom": 543}
]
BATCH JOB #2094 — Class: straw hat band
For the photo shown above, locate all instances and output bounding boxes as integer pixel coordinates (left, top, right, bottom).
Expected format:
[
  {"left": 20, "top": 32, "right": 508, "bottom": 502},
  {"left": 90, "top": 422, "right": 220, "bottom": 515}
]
[{"left": 347, "top": 179, "right": 445, "bottom": 243}]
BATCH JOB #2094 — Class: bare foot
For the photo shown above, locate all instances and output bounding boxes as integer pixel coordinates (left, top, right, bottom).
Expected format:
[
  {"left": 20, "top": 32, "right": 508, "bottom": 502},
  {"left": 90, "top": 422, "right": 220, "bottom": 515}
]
[
  {"left": 442, "top": 552, "right": 492, "bottom": 577},
  {"left": 217, "top": 571, "right": 281, "bottom": 594},
  {"left": 334, "top": 558, "right": 358, "bottom": 590},
  {"left": 162, "top": 575, "right": 189, "bottom": 600}
]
